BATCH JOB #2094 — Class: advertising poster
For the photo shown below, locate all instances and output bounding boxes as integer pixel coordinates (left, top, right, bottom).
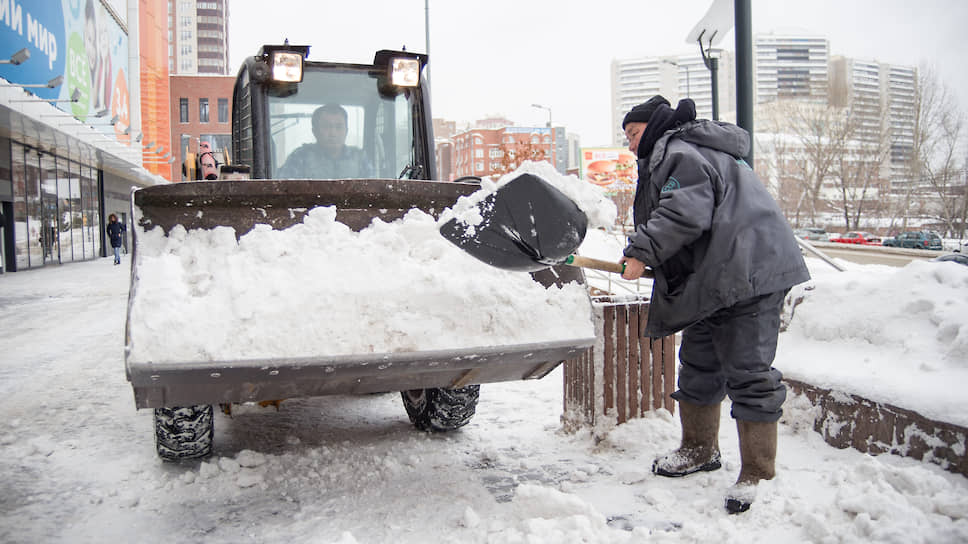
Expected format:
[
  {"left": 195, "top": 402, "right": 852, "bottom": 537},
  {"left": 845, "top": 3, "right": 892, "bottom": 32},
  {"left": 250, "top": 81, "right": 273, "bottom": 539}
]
[
  {"left": 581, "top": 147, "right": 638, "bottom": 227},
  {"left": 0, "top": 0, "right": 130, "bottom": 134},
  {"left": 580, "top": 147, "right": 638, "bottom": 191}
]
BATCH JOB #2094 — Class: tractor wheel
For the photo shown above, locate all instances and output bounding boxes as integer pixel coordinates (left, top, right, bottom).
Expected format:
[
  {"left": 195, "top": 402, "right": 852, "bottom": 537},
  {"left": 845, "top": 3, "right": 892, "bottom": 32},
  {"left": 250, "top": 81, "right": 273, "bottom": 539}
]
[
  {"left": 154, "top": 405, "right": 214, "bottom": 461},
  {"left": 401, "top": 385, "right": 480, "bottom": 432}
]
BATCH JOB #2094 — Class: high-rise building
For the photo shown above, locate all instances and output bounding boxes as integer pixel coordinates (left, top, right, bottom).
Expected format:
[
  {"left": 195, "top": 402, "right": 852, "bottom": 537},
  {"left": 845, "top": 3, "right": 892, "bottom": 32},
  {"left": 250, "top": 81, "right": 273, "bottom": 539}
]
[
  {"left": 167, "top": 1, "right": 233, "bottom": 179},
  {"left": 885, "top": 65, "right": 917, "bottom": 184},
  {"left": 610, "top": 32, "right": 919, "bottom": 200},
  {"left": 566, "top": 133, "right": 582, "bottom": 172},
  {"left": 610, "top": 52, "right": 734, "bottom": 146},
  {"left": 754, "top": 33, "right": 830, "bottom": 104},
  {"left": 611, "top": 57, "right": 665, "bottom": 147},
  {"left": 829, "top": 56, "right": 917, "bottom": 186},
  {"left": 169, "top": 0, "right": 231, "bottom": 75},
  {"left": 754, "top": 32, "right": 919, "bottom": 217}
]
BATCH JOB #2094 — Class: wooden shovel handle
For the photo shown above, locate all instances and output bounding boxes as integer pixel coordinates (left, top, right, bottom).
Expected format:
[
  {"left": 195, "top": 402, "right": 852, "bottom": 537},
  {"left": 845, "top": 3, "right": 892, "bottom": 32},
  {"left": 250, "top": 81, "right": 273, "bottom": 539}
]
[
  {"left": 564, "top": 255, "right": 654, "bottom": 278},
  {"left": 565, "top": 255, "right": 625, "bottom": 273}
]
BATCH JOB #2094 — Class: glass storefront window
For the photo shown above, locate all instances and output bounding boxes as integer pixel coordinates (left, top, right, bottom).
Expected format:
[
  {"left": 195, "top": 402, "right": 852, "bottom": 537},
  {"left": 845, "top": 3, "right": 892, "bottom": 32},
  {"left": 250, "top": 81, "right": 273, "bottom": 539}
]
[
  {"left": 8, "top": 144, "right": 105, "bottom": 269},
  {"left": 40, "top": 153, "right": 60, "bottom": 264},
  {"left": 84, "top": 165, "right": 100, "bottom": 259},
  {"left": 12, "top": 143, "right": 29, "bottom": 269},
  {"left": 24, "top": 148, "right": 42, "bottom": 267},
  {"left": 64, "top": 158, "right": 83, "bottom": 262}
]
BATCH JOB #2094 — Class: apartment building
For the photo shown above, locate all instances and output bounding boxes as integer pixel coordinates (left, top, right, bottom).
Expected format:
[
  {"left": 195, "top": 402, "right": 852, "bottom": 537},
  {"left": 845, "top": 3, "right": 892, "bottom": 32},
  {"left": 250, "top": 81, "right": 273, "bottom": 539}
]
[
  {"left": 169, "top": 75, "right": 235, "bottom": 180},
  {"left": 452, "top": 126, "right": 555, "bottom": 179},
  {"left": 829, "top": 56, "right": 917, "bottom": 185},
  {"left": 169, "top": 0, "right": 231, "bottom": 75},
  {"left": 754, "top": 33, "right": 830, "bottom": 104},
  {"left": 610, "top": 52, "right": 734, "bottom": 146}
]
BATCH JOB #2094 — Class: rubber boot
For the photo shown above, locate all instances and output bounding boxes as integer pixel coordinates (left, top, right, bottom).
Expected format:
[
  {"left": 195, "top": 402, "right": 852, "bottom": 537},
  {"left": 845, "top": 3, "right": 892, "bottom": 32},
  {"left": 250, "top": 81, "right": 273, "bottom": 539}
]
[
  {"left": 725, "top": 419, "right": 777, "bottom": 514},
  {"left": 652, "top": 401, "right": 722, "bottom": 477}
]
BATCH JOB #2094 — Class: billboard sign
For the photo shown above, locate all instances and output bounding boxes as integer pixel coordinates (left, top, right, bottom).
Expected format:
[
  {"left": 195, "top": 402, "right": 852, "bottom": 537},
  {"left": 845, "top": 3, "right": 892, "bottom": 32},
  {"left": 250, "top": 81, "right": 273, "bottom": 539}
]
[
  {"left": 1, "top": 0, "right": 129, "bottom": 132},
  {"left": 580, "top": 147, "right": 638, "bottom": 190}
]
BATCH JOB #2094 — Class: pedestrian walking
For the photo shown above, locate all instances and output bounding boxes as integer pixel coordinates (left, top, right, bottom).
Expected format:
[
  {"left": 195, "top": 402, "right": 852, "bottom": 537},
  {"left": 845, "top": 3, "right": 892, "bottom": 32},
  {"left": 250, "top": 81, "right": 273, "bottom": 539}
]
[{"left": 106, "top": 214, "right": 126, "bottom": 265}]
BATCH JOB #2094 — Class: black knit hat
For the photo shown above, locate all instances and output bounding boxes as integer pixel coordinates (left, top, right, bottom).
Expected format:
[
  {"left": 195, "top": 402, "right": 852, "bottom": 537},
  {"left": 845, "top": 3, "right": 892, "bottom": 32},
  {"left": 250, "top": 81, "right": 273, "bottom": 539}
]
[{"left": 622, "top": 95, "right": 671, "bottom": 129}]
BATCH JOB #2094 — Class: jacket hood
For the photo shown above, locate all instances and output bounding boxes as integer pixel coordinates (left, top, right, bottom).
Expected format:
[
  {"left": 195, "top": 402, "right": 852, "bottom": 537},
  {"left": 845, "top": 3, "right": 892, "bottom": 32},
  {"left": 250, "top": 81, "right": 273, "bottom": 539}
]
[{"left": 649, "top": 120, "right": 751, "bottom": 171}]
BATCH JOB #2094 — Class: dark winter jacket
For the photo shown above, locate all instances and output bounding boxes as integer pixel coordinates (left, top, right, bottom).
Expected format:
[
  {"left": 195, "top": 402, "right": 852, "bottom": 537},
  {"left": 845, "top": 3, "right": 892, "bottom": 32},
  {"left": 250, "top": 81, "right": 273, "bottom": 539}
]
[
  {"left": 624, "top": 119, "right": 810, "bottom": 337},
  {"left": 106, "top": 220, "right": 125, "bottom": 248}
]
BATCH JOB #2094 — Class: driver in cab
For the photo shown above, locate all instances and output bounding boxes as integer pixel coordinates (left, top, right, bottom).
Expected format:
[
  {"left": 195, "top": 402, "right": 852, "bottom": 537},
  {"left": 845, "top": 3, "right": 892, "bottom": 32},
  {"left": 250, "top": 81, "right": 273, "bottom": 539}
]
[{"left": 276, "top": 104, "right": 372, "bottom": 179}]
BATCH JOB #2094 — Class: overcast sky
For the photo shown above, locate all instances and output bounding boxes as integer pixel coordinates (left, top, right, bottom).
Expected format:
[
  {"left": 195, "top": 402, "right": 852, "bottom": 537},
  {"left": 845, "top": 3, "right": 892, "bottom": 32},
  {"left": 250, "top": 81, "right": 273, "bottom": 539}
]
[{"left": 227, "top": 0, "right": 968, "bottom": 147}]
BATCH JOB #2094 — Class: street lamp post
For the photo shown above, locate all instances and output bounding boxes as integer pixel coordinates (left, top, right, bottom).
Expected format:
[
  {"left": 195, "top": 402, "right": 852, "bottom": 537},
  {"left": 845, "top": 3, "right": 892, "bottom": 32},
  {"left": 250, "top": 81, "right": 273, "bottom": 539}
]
[
  {"left": 686, "top": 0, "right": 739, "bottom": 147},
  {"left": 530, "top": 103, "right": 552, "bottom": 129},
  {"left": 0, "top": 48, "right": 29, "bottom": 65},
  {"left": 0, "top": 74, "right": 64, "bottom": 89},
  {"left": 530, "top": 103, "right": 557, "bottom": 171}
]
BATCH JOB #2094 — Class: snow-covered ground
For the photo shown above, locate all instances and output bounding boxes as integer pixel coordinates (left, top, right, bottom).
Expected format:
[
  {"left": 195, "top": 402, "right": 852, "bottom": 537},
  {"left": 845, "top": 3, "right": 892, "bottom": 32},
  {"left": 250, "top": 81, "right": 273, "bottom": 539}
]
[{"left": 1, "top": 236, "right": 967, "bottom": 543}]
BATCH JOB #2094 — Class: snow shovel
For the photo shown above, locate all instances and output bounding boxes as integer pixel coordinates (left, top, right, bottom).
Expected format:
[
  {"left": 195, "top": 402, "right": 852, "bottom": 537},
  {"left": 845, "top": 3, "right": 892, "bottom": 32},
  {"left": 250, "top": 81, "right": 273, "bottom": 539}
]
[{"left": 439, "top": 173, "right": 650, "bottom": 277}]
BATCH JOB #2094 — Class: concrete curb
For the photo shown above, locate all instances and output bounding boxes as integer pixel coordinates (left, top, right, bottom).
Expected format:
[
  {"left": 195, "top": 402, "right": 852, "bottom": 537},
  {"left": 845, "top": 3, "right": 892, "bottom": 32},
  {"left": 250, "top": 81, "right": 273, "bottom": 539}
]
[{"left": 786, "top": 379, "right": 967, "bottom": 478}]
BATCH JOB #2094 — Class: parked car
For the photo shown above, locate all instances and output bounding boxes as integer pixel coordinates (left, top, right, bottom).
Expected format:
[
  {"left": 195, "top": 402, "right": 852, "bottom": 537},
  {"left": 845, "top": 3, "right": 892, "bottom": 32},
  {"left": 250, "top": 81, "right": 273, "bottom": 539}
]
[
  {"left": 830, "top": 231, "right": 882, "bottom": 245},
  {"left": 882, "top": 231, "right": 943, "bottom": 250},
  {"left": 794, "top": 227, "right": 830, "bottom": 242},
  {"left": 932, "top": 253, "right": 968, "bottom": 266}
]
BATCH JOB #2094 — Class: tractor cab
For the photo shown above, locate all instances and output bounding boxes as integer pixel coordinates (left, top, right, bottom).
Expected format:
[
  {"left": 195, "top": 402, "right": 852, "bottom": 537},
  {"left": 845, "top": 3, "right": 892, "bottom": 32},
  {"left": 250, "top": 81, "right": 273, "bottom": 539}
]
[{"left": 231, "top": 44, "right": 435, "bottom": 181}]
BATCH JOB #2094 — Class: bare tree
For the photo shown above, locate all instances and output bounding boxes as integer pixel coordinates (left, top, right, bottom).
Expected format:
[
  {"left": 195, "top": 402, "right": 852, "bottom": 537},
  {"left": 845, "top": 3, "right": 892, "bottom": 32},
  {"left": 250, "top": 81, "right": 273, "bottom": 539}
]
[
  {"left": 493, "top": 141, "right": 548, "bottom": 177},
  {"left": 829, "top": 104, "right": 893, "bottom": 230},
  {"left": 608, "top": 187, "right": 635, "bottom": 228},
  {"left": 758, "top": 100, "right": 857, "bottom": 228},
  {"left": 906, "top": 66, "right": 967, "bottom": 237},
  {"left": 758, "top": 104, "right": 810, "bottom": 224}
]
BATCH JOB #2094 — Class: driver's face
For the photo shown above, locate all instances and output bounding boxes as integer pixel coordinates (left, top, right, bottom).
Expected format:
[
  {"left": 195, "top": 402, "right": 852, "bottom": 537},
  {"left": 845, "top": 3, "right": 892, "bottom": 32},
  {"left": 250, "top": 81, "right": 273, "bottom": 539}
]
[{"left": 317, "top": 112, "right": 348, "bottom": 150}]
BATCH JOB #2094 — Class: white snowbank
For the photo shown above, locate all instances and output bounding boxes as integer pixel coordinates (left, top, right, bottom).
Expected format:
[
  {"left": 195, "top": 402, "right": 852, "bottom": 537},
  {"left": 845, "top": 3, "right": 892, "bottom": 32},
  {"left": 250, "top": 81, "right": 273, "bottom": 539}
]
[{"left": 779, "top": 259, "right": 968, "bottom": 426}]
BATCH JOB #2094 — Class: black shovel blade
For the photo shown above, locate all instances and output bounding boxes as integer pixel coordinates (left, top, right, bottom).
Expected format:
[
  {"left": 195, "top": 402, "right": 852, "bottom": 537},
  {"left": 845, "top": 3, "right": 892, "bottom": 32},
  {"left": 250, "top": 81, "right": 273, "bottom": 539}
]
[{"left": 439, "top": 173, "right": 588, "bottom": 272}]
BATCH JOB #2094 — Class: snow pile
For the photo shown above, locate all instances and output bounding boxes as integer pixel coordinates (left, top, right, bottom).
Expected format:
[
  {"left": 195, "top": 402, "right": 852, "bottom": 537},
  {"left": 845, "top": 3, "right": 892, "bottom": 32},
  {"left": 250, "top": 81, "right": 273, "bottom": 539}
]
[
  {"left": 828, "top": 457, "right": 968, "bottom": 541},
  {"left": 128, "top": 207, "right": 593, "bottom": 363},
  {"left": 778, "top": 259, "right": 968, "bottom": 426},
  {"left": 479, "top": 484, "right": 627, "bottom": 543},
  {"left": 127, "top": 164, "right": 612, "bottom": 364}
]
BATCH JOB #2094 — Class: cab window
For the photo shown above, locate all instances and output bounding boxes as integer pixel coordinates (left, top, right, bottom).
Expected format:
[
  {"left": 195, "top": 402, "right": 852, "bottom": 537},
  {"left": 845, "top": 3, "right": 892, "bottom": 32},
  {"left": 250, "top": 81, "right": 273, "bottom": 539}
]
[{"left": 267, "top": 69, "right": 416, "bottom": 180}]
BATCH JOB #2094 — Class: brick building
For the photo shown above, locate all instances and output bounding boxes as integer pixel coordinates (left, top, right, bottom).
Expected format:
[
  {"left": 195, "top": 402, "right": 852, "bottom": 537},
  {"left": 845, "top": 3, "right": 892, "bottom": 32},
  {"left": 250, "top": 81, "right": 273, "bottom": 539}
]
[
  {"left": 169, "top": 75, "right": 235, "bottom": 180},
  {"left": 451, "top": 126, "right": 555, "bottom": 180}
]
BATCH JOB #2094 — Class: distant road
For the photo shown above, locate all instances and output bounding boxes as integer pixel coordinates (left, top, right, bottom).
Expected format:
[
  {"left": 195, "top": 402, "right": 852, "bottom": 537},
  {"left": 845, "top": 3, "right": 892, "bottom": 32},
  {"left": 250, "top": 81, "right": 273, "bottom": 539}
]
[{"left": 803, "top": 241, "right": 942, "bottom": 268}]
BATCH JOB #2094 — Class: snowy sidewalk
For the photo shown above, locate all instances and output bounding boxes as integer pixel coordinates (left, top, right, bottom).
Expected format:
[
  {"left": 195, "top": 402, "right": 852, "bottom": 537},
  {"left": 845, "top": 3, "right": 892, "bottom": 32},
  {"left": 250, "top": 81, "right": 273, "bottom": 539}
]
[{"left": 0, "top": 257, "right": 966, "bottom": 543}]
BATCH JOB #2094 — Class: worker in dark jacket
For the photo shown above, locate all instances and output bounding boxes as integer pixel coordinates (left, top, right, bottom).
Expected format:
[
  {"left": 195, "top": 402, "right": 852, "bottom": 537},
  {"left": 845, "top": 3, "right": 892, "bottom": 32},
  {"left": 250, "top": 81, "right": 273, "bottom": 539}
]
[
  {"left": 618, "top": 95, "right": 810, "bottom": 514},
  {"left": 106, "top": 213, "right": 126, "bottom": 265}
]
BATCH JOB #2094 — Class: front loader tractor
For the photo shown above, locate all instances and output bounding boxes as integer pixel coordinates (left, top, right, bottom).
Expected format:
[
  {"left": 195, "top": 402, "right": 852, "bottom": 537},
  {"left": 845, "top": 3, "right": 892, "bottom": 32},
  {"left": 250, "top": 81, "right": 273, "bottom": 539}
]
[{"left": 126, "top": 44, "right": 591, "bottom": 460}]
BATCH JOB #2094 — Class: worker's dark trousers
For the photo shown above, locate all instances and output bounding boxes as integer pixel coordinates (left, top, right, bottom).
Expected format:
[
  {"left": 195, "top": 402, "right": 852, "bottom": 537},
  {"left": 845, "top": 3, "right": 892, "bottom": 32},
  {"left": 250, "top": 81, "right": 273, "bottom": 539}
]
[{"left": 671, "top": 290, "right": 788, "bottom": 423}]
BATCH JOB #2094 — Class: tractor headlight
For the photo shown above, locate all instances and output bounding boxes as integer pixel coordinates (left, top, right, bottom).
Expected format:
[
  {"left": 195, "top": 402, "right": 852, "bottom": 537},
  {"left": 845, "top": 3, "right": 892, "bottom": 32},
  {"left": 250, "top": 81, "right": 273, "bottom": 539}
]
[
  {"left": 271, "top": 51, "right": 304, "bottom": 83},
  {"left": 390, "top": 58, "right": 421, "bottom": 87}
]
